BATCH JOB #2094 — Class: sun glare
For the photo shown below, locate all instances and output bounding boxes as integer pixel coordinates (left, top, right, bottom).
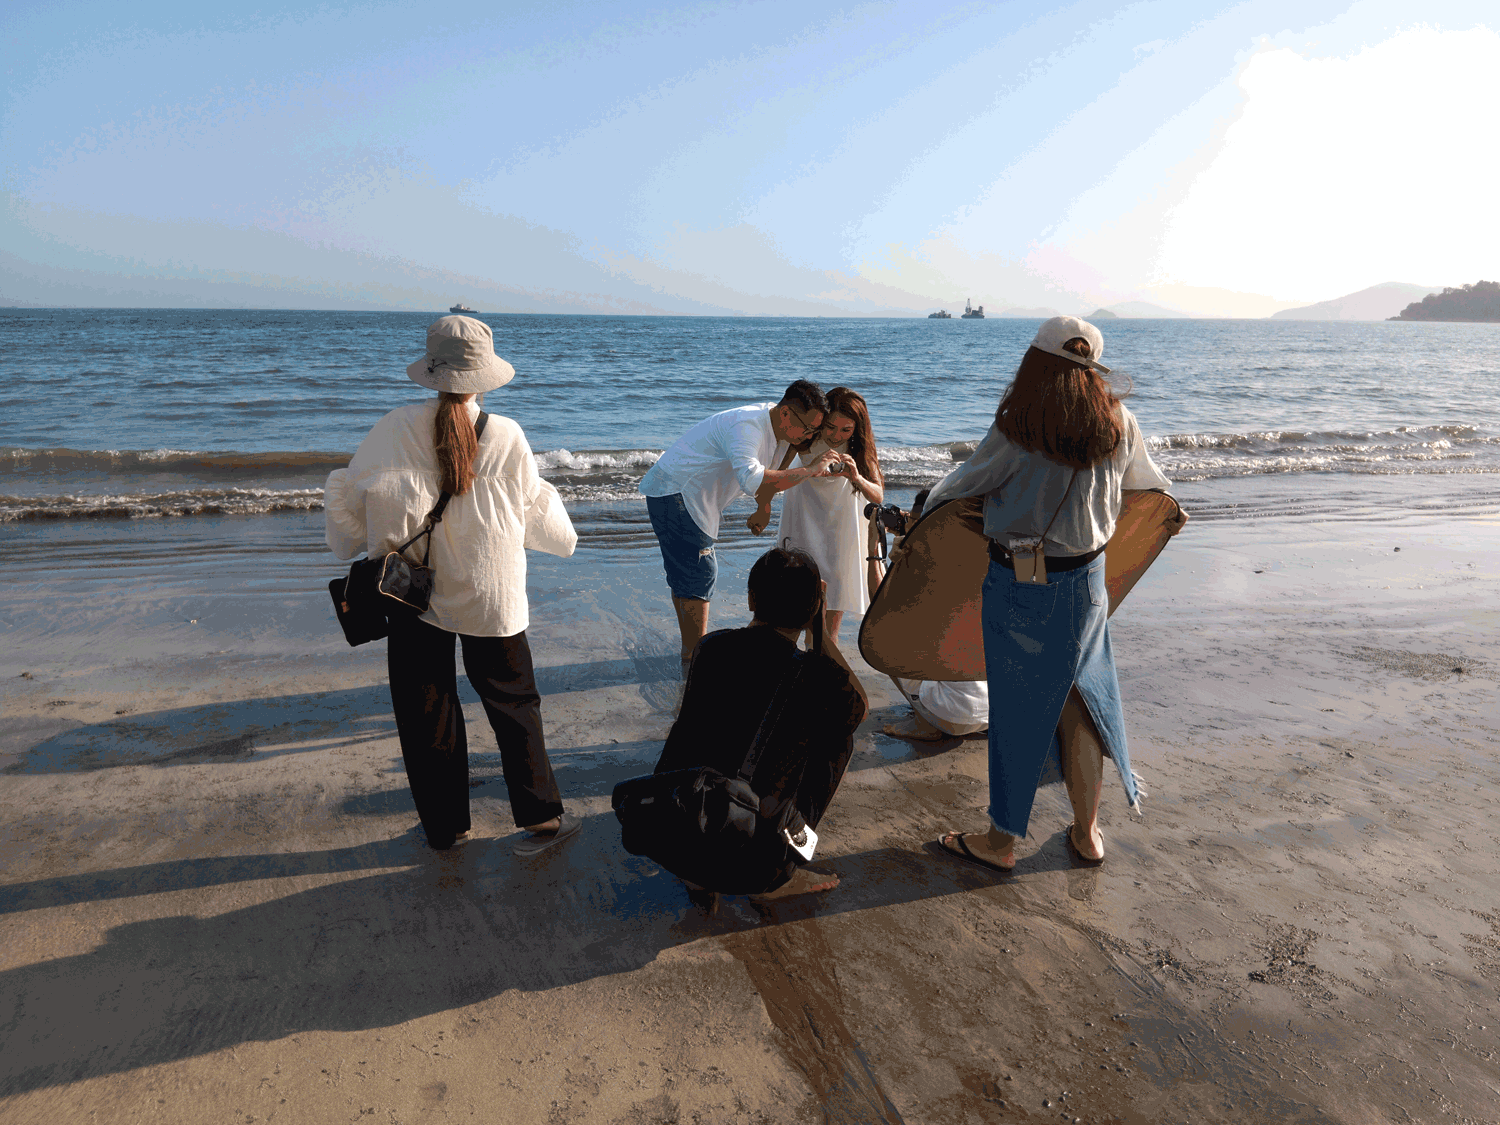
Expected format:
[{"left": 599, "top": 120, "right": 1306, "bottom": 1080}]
[{"left": 1153, "top": 26, "right": 1500, "bottom": 301}]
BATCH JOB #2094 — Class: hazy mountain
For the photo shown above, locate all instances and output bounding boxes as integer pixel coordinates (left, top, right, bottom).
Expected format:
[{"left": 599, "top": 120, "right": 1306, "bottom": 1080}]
[
  {"left": 1087, "top": 301, "right": 1194, "bottom": 318},
  {"left": 1086, "top": 308, "right": 1119, "bottom": 319},
  {"left": 1270, "top": 282, "right": 1438, "bottom": 321}
]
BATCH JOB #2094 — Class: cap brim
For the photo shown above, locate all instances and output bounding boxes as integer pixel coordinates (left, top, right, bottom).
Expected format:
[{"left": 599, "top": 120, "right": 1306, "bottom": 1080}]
[{"left": 406, "top": 356, "right": 516, "bottom": 393}]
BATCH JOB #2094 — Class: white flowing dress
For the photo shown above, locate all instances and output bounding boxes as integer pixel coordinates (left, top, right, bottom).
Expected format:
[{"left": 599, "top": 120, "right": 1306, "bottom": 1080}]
[{"left": 775, "top": 438, "right": 871, "bottom": 615}]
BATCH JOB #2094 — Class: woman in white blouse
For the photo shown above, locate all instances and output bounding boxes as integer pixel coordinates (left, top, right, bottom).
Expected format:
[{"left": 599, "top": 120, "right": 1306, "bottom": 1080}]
[
  {"left": 925, "top": 317, "right": 1173, "bottom": 874},
  {"left": 325, "top": 316, "right": 580, "bottom": 855}
]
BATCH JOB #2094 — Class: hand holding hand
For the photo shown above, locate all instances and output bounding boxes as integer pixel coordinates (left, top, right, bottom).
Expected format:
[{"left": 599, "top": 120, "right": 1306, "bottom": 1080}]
[
  {"left": 747, "top": 506, "right": 772, "bottom": 535},
  {"left": 811, "top": 449, "right": 841, "bottom": 475}
]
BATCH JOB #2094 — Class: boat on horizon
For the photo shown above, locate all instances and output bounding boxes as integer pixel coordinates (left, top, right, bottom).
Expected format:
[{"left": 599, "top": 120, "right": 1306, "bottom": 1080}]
[
  {"left": 449, "top": 301, "right": 477, "bottom": 314},
  {"left": 927, "top": 309, "right": 952, "bottom": 318},
  {"left": 961, "top": 299, "right": 985, "bottom": 319}
]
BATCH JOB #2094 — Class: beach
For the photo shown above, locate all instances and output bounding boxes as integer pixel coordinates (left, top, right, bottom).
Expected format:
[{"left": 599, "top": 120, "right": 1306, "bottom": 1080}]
[{"left": 4, "top": 469, "right": 1500, "bottom": 1123}]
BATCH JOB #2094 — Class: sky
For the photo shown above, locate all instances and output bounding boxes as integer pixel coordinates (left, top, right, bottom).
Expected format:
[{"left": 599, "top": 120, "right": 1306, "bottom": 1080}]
[{"left": 2, "top": 0, "right": 1496, "bottom": 316}]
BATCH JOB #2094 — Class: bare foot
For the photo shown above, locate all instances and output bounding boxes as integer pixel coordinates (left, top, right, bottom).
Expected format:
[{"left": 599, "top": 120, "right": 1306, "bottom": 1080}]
[
  {"left": 882, "top": 714, "right": 947, "bottom": 742},
  {"left": 749, "top": 867, "right": 840, "bottom": 901},
  {"left": 1067, "top": 822, "right": 1105, "bottom": 863},
  {"left": 939, "top": 826, "right": 1017, "bottom": 870}
]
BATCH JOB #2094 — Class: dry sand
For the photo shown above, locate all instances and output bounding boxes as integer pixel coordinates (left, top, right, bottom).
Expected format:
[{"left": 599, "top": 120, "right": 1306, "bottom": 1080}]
[{"left": 3, "top": 503, "right": 1500, "bottom": 1124}]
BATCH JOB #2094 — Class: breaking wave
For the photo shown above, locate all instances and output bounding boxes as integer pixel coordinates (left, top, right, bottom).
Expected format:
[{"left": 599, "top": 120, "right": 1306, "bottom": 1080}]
[{"left": 3, "top": 422, "right": 1498, "bottom": 521}]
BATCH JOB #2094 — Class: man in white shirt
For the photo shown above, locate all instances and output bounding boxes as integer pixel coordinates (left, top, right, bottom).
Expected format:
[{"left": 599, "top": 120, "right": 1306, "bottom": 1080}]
[{"left": 640, "top": 380, "right": 840, "bottom": 670}]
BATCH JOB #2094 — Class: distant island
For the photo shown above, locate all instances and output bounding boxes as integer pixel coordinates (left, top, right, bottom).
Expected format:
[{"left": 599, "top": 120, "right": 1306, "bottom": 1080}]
[
  {"left": 1390, "top": 280, "right": 1500, "bottom": 322},
  {"left": 1081, "top": 301, "right": 1192, "bottom": 319}
]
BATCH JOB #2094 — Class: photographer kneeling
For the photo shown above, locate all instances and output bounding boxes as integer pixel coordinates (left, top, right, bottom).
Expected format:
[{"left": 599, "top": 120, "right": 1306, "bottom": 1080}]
[{"left": 642, "top": 547, "right": 868, "bottom": 901}]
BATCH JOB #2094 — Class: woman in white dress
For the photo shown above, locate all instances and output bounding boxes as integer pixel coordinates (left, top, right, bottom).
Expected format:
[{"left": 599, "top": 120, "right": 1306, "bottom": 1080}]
[{"left": 773, "top": 387, "right": 883, "bottom": 643}]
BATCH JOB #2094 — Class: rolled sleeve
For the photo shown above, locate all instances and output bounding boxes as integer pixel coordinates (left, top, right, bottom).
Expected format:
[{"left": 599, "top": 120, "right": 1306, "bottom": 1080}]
[
  {"left": 727, "top": 417, "right": 770, "bottom": 495},
  {"left": 323, "top": 468, "right": 367, "bottom": 560}
]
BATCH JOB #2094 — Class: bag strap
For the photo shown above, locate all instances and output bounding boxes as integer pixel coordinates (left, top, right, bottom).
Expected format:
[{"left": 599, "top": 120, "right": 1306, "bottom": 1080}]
[
  {"left": 735, "top": 650, "right": 805, "bottom": 784},
  {"left": 394, "top": 411, "right": 491, "bottom": 565},
  {"left": 1038, "top": 468, "right": 1079, "bottom": 551}
]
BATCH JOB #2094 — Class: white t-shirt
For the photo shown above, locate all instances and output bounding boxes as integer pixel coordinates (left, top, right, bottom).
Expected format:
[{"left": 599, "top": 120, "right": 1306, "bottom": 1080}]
[{"left": 639, "top": 402, "right": 786, "bottom": 540}]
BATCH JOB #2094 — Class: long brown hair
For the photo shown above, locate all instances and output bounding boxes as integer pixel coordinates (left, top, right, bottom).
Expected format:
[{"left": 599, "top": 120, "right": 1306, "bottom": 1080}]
[
  {"left": 994, "top": 339, "right": 1123, "bottom": 469},
  {"left": 434, "top": 393, "right": 478, "bottom": 495},
  {"left": 824, "top": 386, "right": 882, "bottom": 485}
]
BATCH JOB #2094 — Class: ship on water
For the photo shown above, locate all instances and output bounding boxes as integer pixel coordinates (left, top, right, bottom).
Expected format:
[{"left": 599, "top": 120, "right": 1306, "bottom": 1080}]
[
  {"left": 927, "top": 309, "right": 952, "bottom": 318},
  {"left": 449, "top": 301, "right": 477, "bottom": 314},
  {"left": 960, "top": 299, "right": 985, "bottom": 319}
]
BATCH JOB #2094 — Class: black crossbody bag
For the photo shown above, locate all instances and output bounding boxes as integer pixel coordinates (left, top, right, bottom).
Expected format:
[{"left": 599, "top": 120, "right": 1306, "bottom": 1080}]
[
  {"left": 328, "top": 412, "right": 489, "bottom": 647},
  {"left": 612, "top": 654, "right": 806, "bottom": 895}
]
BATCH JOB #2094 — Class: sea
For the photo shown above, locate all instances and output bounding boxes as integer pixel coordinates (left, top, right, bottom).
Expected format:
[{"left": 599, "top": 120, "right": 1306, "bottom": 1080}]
[
  {"left": 2, "top": 309, "right": 1499, "bottom": 679},
  {"left": 5, "top": 309, "right": 1500, "bottom": 523},
  {"left": 3, "top": 307, "right": 1499, "bottom": 773}
]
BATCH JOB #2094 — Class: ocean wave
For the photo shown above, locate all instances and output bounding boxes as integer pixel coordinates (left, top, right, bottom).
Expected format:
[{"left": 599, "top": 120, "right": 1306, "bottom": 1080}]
[
  {"left": 534, "top": 448, "right": 663, "bottom": 476},
  {"left": 0, "top": 446, "right": 353, "bottom": 475},
  {"left": 877, "top": 440, "right": 978, "bottom": 463},
  {"left": 4, "top": 423, "right": 1500, "bottom": 520},
  {"left": 0, "top": 488, "right": 326, "bottom": 522},
  {"left": 1148, "top": 423, "right": 1487, "bottom": 452}
]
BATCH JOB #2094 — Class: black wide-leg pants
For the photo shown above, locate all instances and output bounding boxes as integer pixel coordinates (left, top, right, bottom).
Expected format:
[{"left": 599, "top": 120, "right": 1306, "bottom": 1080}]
[{"left": 386, "top": 614, "right": 564, "bottom": 847}]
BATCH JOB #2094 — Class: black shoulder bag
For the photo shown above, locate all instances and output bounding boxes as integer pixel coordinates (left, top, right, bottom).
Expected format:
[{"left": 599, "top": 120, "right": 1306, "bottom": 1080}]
[
  {"left": 612, "top": 653, "right": 806, "bottom": 895},
  {"left": 328, "top": 412, "right": 489, "bottom": 647}
]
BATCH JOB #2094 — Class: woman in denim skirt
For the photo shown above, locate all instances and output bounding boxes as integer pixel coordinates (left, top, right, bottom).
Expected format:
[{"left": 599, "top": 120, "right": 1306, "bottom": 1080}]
[{"left": 922, "top": 316, "right": 1173, "bottom": 872}]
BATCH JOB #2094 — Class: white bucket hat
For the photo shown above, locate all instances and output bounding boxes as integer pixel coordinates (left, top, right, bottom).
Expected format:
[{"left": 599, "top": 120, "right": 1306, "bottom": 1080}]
[
  {"left": 407, "top": 316, "right": 516, "bottom": 393},
  {"left": 1031, "top": 316, "right": 1111, "bottom": 373}
]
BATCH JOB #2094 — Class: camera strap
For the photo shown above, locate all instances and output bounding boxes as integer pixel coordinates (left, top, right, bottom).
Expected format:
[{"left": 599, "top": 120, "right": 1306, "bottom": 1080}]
[
  {"left": 1007, "top": 469, "right": 1078, "bottom": 584},
  {"left": 735, "top": 653, "right": 803, "bottom": 781}
]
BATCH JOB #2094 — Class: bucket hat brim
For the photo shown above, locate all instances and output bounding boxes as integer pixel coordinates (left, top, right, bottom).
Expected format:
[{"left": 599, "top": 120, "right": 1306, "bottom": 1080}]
[{"left": 406, "top": 354, "right": 515, "bottom": 394}]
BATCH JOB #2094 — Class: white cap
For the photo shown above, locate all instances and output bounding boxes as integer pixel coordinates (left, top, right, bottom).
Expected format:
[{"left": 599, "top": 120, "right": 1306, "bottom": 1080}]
[{"left": 1030, "top": 316, "right": 1110, "bottom": 373}]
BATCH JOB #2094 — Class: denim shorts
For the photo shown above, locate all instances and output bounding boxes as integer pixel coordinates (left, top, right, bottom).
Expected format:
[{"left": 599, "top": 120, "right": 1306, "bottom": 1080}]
[{"left": 646, "top": 493, "right": 717, "bottom": 601}]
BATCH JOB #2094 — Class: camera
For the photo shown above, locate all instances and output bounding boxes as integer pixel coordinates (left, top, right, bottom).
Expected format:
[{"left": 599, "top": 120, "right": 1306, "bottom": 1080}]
[
  {"left": 827, "top": 461, "right": 845, "bottom": 473},
  {"left": 863, "top": 501, "right": 908, "bottom": 566},
  {"left": 864, "top": 502, "right": 907, "bottom": 535}
]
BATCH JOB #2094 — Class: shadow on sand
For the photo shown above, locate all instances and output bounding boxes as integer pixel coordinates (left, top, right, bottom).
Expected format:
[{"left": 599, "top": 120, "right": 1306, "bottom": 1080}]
[
  {"left": 0, "top": 815, "right": 1077, "bottom": 1098},
  {"left": 2, "top": 655, "right": 685, "bottom": 775}
]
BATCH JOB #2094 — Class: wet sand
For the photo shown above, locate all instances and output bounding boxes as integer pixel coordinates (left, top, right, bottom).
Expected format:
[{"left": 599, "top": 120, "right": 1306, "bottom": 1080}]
[{"left": 3, "top": 493, "right": 1500, "bottom": 1123}]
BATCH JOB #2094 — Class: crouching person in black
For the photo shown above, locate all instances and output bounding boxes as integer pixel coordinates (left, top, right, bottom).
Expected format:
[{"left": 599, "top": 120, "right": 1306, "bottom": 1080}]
[{"left": 648, "top": 547, "right": 868, "bottom": 902}]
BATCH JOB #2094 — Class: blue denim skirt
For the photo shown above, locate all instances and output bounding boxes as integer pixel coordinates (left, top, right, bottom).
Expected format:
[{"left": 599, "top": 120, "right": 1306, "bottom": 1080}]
[{"left": 981, "top": 554, "right": 1140, "bottom": 837}]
